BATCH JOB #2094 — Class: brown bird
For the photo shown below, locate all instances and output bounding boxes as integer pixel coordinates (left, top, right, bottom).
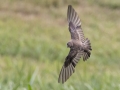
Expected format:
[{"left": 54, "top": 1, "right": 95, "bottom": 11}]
[{"left": 58, "top": 5, "right": 92, "bottom": 83}]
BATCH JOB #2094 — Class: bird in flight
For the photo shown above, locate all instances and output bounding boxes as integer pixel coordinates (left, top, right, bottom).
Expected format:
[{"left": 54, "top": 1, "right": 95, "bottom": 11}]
[{"left": 58, "top": 5, "right": 92, "bottom": 83}]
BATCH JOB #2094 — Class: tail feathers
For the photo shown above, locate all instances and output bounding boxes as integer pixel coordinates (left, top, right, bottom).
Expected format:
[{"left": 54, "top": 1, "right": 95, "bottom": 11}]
[
  {"left": 84, "top": 38, "right": 92, "bottom": 50},
  {"left": 83, "top": 50, "right": 91, "bottom": 61},
  {"left": 58, "top": 63, "right": 75, "bottom": 84},
  {"left": 83, "top": 38, "right": 92, "bottom": 61}
]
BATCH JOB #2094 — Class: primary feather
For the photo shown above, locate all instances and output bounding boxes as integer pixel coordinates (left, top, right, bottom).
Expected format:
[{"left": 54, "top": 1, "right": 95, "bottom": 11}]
[
  {"left": 58, "top": 49, "right": 82, "bottom": 83},
  {"left": 67, "top": 5, "right": 85, "bottom": 42}
]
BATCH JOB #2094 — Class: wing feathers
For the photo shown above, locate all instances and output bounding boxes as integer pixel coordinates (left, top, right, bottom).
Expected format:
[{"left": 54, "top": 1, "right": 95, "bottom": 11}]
[
  {"left": 58, "top": 64, "right": 75, "bottom": 84},
  {"left": 67, "top": 5, "right": 81, "bottom": 28},
  {"left": 67, "top": 5, "right": 85, "bottom": 41},
  {"left": 70, "top": 7, "right": 74, "bottom": 22},
  {"left": 62, "top": 67, "right": 65, "bottom": 83},
  {"left": 58, "top": 49, "right": 82, "bottom": 83}
]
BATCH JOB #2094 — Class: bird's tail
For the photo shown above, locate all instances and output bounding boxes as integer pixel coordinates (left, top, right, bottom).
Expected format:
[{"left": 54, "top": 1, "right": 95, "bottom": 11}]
[{"left": 83, "top": 38, "right": 92, "bottom": 61}]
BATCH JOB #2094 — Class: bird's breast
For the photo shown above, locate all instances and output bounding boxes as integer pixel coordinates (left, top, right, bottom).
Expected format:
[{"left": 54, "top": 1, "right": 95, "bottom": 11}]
[{"left": 72, "top": 40, "right": 83, "bottom": 49}]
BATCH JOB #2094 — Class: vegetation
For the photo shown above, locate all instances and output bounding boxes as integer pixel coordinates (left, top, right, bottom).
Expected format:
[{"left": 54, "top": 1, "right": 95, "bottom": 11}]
[{"left": 0, "top": 0, "right": 120, "bottom": 90}]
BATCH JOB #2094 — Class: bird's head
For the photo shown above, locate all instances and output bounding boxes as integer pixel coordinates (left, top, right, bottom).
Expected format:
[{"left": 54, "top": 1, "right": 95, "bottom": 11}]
[{"left": 67, "top": 42, "right": 73, "bottom": 48}]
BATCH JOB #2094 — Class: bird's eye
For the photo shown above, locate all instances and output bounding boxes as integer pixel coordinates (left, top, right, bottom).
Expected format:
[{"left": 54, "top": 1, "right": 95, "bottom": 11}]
[
  {"left": 67, "top": 43, "right": 69, "bottom": 46},
  {"left": 67, "top": 43, "right": 70, "bottom": 47}
]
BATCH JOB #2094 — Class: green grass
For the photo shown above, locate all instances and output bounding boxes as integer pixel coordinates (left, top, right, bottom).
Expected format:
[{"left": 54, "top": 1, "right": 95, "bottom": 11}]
[{"left": 0, "top": 0, "right": 120, "bottom": 90}]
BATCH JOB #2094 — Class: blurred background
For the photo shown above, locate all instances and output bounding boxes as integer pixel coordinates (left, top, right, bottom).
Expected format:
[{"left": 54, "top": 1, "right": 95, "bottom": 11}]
[{"left": 0, "top": 0, "right": 120, "bottom": 90}]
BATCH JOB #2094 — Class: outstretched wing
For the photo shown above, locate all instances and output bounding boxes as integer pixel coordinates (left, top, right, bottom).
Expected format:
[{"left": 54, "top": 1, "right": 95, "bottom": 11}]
[
  {"left": 58, "top": 49, "right": 83, "bottom": 83},
  {"left": 67, "top": 5, "right": 85, "bottom": 42}
]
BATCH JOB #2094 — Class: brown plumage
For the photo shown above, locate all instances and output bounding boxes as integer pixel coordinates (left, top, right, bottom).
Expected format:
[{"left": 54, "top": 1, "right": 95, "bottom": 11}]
[{"left": 58, "top": 5, "right": 92, "bottom": 83}]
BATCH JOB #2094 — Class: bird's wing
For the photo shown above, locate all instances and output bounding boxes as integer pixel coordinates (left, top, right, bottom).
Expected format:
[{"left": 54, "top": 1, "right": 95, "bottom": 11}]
[
  {"left": 58, "top": 49, "right": 83, "bottom": 83},
  {"left": 67, "top": 5, "right": 85, "bottom": 42}
]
